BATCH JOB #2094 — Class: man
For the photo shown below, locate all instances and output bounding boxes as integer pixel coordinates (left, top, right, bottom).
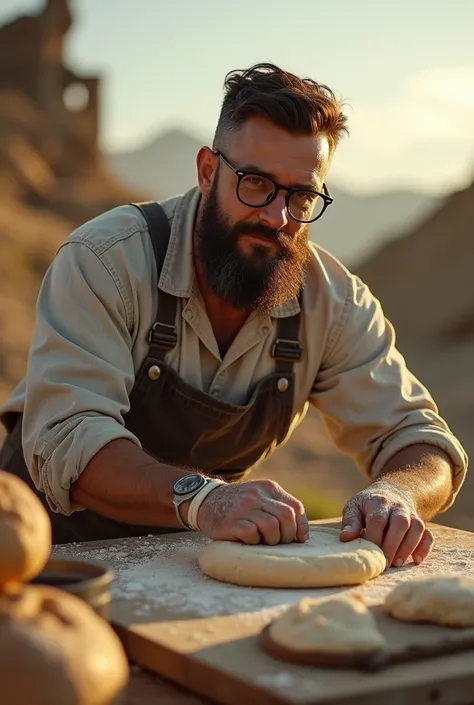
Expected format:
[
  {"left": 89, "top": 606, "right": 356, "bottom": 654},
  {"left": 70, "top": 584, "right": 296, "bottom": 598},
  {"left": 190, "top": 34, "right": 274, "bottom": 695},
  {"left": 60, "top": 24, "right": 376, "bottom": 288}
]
[{"left": 0, "top": 63, "right": 467, "bottom": 568}]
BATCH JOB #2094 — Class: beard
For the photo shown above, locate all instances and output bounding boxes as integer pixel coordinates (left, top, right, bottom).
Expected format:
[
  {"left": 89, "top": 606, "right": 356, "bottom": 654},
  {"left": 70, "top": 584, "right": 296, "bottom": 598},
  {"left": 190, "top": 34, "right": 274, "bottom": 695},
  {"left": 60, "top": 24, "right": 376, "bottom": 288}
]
[{"left": 194, "top": 181, "right": 311, "bottom": 312}]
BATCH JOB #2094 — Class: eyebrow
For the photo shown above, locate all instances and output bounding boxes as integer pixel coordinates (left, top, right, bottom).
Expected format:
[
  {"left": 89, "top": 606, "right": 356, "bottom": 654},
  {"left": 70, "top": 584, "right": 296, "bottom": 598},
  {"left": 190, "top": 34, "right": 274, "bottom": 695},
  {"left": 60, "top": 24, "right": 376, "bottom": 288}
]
[{"left": 240, "top": 163, "right": 320, "bottom": 192}]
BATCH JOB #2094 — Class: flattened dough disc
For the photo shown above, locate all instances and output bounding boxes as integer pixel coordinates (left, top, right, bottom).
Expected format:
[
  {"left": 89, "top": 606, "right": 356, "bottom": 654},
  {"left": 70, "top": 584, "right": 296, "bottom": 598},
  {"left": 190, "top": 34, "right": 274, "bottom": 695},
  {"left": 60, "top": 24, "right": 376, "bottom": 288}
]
[
  {"left": 197, "top": 526, "right": 386, "bottom": 588},
  {"left": 260, "top": 595, "right": 387, "bottom": 670}
]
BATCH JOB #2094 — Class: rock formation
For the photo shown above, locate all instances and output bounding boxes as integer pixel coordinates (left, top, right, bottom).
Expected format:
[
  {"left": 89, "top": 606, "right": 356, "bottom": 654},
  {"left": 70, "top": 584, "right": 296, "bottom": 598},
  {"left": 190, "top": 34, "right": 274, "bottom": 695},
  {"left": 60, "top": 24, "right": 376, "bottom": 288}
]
[
  {"left": 0, "top": 0, "right": 143, "bottom": 216},
  {"left": 0, "top": 0, "right": 144, "bottom": 408},
  {"left": 356, "top": 178, "right": 474, "bottom": 345}
]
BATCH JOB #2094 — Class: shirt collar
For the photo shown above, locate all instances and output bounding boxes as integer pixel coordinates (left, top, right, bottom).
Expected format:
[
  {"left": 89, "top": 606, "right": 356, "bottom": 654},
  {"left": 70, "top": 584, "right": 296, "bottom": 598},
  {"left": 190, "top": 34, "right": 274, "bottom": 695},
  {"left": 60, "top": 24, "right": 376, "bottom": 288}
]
[{"left": 158, "top": 185, "right": 301, "bottom": 319}]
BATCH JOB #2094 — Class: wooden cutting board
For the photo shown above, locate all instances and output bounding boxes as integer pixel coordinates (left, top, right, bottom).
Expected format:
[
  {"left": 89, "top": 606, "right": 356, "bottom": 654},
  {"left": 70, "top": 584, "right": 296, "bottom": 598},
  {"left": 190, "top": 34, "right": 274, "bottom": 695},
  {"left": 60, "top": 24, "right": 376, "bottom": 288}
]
[
  {"left": 53, "top": 520, "right": 474, "bottom": 705},
  {"left": 260, "top": 605, "right": 474, "bottom": 671}
]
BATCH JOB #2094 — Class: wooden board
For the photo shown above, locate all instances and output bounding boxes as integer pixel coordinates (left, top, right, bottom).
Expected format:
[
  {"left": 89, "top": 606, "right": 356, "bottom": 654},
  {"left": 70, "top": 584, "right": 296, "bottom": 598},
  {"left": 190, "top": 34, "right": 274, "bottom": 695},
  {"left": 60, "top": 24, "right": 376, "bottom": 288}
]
[
  {"left": 260, "top": 606, "right": 474, "bottom": 671},
  {"left": 53, "top": 520, "right": 474, "bottom": 705}
]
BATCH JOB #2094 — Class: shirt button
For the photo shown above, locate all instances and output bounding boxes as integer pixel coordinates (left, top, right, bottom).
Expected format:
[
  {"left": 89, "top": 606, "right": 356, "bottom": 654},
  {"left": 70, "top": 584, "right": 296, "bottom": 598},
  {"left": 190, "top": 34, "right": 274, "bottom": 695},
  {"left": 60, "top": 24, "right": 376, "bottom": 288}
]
[
  {"left": 148, "top": 364, "right": 161, "bottom": 381},
  {"left": 277, "top": 377, "right": 289, "bottom": 392},
  {"left": 262, "top": 325, "right": 270, "bottom": 334}
]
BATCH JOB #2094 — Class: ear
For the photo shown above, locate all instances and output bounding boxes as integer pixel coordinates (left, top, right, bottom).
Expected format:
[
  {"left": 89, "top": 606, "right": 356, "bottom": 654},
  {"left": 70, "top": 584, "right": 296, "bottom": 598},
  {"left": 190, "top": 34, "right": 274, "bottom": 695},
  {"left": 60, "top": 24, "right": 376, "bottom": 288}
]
[{"left": 196, "top": 147, "right": 217, "bottom": 197}]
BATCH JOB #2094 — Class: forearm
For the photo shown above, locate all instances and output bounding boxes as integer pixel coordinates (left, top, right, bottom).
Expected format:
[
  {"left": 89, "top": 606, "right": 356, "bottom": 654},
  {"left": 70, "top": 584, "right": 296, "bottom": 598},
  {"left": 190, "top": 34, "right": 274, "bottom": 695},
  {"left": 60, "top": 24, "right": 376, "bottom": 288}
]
[
  {"left": 373, "top": 443, "right": 454, "bottom": 521},
  {"left": 70, "top": 438, "right": 199, "bottom": 528}
]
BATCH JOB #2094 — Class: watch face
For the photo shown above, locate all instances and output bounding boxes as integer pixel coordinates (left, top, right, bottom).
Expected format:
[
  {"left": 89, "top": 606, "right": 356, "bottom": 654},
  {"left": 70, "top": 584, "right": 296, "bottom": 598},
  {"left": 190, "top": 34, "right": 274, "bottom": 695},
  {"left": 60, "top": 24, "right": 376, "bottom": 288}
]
[{"left": 174, "top": 474, "right": 206, "bottom": 496}]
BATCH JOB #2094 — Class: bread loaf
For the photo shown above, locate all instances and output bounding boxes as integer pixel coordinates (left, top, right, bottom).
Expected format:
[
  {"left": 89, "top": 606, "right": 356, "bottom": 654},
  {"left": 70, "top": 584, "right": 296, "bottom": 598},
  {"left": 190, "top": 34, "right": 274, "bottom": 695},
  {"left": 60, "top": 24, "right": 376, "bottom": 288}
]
[
  {"left": 0, "top": 470, "right": 51, "bottom": 584},
  {"left": 0, "top": 583, "right": 129, "bottom": 705}
]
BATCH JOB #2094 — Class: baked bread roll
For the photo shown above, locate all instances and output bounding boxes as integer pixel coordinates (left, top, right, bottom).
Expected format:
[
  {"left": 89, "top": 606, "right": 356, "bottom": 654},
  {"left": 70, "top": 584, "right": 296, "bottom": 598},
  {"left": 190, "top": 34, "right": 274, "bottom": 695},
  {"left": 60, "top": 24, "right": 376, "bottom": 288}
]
[
  {"left": 0, "top": 583, "right": 129, "bottom": 705},
  {"left": 0, "top": 470, "right": 51, "bottom": 584}
]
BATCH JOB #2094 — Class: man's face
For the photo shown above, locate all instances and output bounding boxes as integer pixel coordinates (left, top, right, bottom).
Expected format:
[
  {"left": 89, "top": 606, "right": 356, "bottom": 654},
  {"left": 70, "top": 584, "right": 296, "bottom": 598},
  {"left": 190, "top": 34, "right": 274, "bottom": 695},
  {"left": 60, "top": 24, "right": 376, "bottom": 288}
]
[{"left": 195, "top": 116, "right": 331, "bottom": 312}]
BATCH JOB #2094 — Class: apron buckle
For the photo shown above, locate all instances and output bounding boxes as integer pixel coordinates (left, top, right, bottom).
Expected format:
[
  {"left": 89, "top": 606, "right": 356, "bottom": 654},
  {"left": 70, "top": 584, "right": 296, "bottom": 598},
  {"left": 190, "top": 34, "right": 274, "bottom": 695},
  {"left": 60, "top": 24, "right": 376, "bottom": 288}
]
[
  {"left": 148, "top": 321, "right": 178, "bottom": 351},
  {"left": 271, "top": 338, "right": 303, "bottom": 362}
]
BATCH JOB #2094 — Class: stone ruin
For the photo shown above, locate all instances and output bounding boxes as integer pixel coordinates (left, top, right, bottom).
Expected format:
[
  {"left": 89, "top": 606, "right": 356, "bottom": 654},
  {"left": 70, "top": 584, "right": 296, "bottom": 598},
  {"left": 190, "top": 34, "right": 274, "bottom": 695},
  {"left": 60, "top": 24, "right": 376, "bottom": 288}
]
[
  {"left": 0, "top": 0, "right": 99, "bottom": 179},
  {"left": 0, "top": 0, "right": 142, "bottom": 220}
]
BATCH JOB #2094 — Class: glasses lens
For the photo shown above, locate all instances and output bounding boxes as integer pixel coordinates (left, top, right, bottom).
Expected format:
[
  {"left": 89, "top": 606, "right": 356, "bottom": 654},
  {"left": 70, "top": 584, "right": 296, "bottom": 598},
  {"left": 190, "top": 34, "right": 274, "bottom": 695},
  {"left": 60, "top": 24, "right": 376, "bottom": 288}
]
[
  {"left": 238, "top": 174, "right": 275, "bottom": 206},
  {"left": 288, "top": 191, "right": 325, "bottom": 222}
]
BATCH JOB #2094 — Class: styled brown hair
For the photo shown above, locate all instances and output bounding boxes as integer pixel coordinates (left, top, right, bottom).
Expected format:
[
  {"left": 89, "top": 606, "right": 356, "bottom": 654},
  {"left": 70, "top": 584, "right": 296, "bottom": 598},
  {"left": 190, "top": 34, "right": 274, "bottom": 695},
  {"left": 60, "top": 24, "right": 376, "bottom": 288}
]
[{"left": 213, "top": 62, "right": 349, "bottom": 154}]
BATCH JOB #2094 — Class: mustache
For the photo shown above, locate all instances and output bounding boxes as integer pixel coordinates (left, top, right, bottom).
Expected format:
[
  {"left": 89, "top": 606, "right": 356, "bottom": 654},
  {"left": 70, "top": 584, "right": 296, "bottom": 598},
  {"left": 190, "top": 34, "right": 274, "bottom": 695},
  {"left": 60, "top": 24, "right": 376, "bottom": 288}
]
[{"left": 231, "top": 222, "right": 295, "bottom": 251}]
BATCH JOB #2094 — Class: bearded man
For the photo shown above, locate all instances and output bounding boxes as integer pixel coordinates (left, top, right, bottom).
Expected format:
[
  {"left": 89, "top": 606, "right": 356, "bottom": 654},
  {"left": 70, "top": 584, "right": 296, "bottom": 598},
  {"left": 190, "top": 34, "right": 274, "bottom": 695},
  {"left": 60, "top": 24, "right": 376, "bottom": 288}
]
[{"left": 0, "top": 64, "right": 467, "bottom": 572}]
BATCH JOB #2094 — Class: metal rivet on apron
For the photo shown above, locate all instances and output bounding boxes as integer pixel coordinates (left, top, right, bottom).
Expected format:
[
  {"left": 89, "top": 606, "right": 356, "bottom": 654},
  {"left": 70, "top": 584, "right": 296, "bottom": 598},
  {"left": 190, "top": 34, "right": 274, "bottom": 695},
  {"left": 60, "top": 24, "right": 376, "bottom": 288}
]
[
  {"left": 277, "top": 377, "right": 289, "bottom": 392},
  {"left": 148, "top": 365, "right": 161, "bottom": 381}
]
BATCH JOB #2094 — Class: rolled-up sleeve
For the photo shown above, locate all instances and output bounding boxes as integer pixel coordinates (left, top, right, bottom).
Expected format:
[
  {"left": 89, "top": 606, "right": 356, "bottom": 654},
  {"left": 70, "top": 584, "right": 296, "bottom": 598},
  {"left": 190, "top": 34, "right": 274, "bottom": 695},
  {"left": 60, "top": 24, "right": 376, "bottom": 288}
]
[
  {"left": 310, "top": 274, "right": 468, "bottom": 510},
  {"left": 22, "top": 240, "right": 141, "bottom": 515}
]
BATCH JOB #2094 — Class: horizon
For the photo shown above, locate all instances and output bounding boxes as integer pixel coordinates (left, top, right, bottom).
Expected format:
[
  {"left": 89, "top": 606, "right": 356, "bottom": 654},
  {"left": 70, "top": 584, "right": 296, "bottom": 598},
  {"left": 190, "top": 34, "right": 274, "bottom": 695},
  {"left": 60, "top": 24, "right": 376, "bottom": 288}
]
[{"left": 1, "top": 0, "right": 473, "bottom": 197}]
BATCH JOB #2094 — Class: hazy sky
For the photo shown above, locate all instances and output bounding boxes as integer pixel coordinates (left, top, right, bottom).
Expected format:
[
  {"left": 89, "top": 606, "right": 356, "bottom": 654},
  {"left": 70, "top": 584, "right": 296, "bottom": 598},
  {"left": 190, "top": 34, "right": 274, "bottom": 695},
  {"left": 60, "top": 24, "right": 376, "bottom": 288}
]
[{"left": 2, "top": 0, "right": 474, "bottom": 195}]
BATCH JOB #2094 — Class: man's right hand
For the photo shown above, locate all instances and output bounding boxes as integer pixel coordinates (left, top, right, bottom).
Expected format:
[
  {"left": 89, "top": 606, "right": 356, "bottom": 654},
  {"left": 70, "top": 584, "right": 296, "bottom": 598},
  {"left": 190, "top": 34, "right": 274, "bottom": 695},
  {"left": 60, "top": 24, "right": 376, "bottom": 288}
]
[{"left": 193, "top": 479, "right": 309, "bottom": 545}]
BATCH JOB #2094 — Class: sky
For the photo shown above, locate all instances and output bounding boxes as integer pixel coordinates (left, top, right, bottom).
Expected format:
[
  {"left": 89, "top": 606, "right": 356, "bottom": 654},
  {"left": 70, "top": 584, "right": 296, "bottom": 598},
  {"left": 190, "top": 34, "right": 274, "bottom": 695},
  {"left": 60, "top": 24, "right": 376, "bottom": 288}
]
[{"left": 1, "top": 0, "right": 474, "bottom": 196}]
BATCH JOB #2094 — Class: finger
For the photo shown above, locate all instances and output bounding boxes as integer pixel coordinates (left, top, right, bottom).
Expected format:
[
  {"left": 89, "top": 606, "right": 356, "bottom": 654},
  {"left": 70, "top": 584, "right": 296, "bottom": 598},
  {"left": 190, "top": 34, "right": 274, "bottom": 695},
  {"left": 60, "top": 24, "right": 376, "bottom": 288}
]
[
  {"left": 390, "top": 516, "right": 425, "bottom": 567},
  {"left": 231, "top": 519, "right": 261, "bottom": 545},
  {"left": 363, "top": 503, "right": 391, "bottom": 548},
  {"left": 270, "top": 484, "right": 308, "bottom": 542},
  {"left": 249, "top": 508, "right": 281, "bottom": 545},
  {"left": 340, "top": 499, "right": 363, "bottom": 541},
  {"left": 290, "top": 500, "right": 309, "bottom": 543},
  {"left": 412, "top": 528, "right": 435, "bottom": 565},
  {"left": 295, "top": 503, "right": 309, "bottom": 543},
  {"left": 263, "top": 500, "right": 297, "bottom": 544},
  {"left": 382, "top": 511, "right": 416, "bottom": 566}
]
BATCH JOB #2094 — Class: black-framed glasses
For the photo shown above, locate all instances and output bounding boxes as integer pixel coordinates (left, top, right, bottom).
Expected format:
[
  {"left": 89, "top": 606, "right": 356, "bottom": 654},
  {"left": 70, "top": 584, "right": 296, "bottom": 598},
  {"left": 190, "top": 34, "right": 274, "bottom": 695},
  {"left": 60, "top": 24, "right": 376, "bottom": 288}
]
[{"left": 214, "top": 150, "right": 333, "bottom": 223}]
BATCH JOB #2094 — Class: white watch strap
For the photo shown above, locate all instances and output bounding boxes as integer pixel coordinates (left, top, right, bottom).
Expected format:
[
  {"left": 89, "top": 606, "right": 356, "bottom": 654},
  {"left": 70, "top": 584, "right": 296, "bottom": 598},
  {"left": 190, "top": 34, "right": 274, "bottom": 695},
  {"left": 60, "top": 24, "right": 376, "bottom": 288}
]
[{"left": 187, "top": 479, "right": 224, "bottom": 531}]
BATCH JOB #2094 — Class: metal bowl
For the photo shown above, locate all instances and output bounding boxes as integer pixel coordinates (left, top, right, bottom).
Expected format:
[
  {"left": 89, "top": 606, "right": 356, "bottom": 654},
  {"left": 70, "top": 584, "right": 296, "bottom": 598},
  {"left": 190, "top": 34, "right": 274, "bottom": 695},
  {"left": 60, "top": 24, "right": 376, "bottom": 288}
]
[{"left": 29, "top": 558, "right": 114, "bottom": 620}]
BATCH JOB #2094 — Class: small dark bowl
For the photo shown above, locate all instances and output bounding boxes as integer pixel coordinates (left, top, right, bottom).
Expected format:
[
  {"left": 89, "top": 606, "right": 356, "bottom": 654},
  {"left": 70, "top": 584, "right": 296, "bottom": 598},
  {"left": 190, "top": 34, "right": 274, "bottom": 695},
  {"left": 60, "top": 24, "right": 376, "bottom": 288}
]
[{"left": 29, "top": 558, "right": 114, "bottom": 620}]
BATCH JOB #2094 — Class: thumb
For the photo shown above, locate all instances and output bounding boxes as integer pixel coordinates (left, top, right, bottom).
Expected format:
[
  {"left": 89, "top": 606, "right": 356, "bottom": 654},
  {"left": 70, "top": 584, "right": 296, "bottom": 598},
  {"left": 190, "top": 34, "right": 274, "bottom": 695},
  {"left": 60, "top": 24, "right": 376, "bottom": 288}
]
[{"left": 340, "top": 499, "right": 363, "bottom": 542}]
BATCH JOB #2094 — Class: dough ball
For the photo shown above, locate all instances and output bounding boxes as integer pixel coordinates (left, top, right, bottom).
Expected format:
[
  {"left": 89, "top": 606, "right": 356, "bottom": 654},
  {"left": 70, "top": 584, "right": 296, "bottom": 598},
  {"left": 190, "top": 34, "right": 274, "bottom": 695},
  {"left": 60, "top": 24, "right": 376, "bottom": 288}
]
[
  {"left": 0, "top": 470, "right": 51, "bottom": 584},
  {"left": 0, "top": 583, "right": 129, "bottom": 705},
  {"left": 269, "top": 594, "right": 386, "bottom": 654},
  {"left": 385, "top": 574, "right": 474, "bottom": 628},
  {"left": 198, "top": 527, "right": 386, "bottom": 588}
]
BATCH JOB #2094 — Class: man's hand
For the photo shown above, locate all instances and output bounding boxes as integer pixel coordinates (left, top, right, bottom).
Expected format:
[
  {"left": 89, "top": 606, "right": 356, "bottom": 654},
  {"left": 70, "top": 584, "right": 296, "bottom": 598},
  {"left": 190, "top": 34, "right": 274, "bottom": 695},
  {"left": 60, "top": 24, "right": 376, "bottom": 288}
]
[
  {"left": 196, "top": 479, "right": 309, "bottom": 545},
  {"left": 340, "top": 483, "right": 434, "bottom": 567}
]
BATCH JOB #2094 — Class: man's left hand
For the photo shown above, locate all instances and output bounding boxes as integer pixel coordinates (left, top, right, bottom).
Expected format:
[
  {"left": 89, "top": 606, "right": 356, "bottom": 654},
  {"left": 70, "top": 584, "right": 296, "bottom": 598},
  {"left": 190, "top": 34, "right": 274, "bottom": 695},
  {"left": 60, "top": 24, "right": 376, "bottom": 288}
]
[{"left": 339, "top": 484, "right": 434, "bottom": 567}]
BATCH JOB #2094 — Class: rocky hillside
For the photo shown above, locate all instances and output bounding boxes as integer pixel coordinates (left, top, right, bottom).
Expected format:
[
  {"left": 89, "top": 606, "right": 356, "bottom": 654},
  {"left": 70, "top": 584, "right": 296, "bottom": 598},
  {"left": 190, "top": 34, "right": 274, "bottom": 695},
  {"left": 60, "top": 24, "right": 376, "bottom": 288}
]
[
  {"left": 356, "top": 179, "right": 474, "bottom": 344},
  {"left": 0, "top": 88, "right": 145, "bottom": 405}
]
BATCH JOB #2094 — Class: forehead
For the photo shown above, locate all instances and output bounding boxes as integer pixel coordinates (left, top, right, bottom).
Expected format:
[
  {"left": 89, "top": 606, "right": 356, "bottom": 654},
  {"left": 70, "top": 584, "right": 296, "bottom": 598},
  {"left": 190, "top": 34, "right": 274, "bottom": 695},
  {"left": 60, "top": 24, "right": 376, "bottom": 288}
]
[{"left": 227, "top": 116, "right": 330, "bottom": 188}]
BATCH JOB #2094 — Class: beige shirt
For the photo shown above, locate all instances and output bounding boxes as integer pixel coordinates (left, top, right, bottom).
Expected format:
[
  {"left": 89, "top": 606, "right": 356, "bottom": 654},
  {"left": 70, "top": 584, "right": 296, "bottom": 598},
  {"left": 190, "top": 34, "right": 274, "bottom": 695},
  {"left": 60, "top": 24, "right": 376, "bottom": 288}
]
[{"left": 1, "top": 186, "right": 468, "bottom": 515}]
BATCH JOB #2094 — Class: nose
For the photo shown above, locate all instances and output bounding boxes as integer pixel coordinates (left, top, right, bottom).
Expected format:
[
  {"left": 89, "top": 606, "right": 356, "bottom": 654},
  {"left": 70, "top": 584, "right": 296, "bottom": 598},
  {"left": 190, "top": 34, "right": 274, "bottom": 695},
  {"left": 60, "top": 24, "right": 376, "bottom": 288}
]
[{"left": 258, "top": 193, "right": 288, "bottom": 231}]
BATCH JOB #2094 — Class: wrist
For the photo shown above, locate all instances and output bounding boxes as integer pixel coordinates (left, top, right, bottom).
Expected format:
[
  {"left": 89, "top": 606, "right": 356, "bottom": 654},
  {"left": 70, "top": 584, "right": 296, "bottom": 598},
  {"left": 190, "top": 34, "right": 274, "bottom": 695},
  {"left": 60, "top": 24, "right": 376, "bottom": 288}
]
[
  {"left": 370, "top": 478, "right": 416, "bottom": 512},
  {"left": 171, "top": 473, "right": 224, "bottom": 531},
  {"left": 187, "top": 479, "right": 225, "bottom": 531}
]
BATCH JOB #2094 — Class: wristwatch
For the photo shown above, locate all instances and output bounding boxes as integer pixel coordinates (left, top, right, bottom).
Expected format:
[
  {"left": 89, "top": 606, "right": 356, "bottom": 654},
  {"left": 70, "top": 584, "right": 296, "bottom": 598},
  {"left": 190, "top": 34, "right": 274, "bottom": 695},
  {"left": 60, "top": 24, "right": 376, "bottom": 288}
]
[{"left": 172, "top": 473, "right": 209, "bottom": 529}]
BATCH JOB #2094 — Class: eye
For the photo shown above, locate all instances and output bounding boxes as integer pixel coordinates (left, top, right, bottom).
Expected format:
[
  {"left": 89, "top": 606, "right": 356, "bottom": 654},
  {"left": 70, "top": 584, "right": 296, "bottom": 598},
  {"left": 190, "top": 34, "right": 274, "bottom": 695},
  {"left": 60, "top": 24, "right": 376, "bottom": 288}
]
[
  {"left": 246, "top": 176, "right": 267, "bottom": 188},
  {"left": 295, "top": 191, "right": 317, "bottom": 203}
]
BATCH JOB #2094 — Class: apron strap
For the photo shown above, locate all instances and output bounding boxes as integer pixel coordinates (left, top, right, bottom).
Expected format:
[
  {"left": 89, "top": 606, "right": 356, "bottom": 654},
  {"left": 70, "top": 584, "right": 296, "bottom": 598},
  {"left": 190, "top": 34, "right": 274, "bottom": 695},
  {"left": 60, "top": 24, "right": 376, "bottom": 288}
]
[
  {"left": 271, "top": 290, "right": 304, "bottom": 376},
  {"left": 131, "top": 202, "right": 178, "bottom": 362}
]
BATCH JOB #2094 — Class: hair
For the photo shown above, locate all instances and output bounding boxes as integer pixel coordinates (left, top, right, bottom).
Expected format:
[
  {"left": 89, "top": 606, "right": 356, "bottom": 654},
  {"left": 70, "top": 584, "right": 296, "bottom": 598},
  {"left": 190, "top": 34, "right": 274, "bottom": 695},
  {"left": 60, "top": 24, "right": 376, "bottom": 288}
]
[{"left": 212, "top": 62, "right": 349, "bottom": 155}]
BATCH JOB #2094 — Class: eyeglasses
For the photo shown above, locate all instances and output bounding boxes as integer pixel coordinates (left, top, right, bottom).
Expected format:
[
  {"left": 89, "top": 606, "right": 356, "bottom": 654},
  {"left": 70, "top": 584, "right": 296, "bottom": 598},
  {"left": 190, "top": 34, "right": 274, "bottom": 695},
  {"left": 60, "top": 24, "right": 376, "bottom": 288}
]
[{"left": 214, "top": 150, "right": 333, "bottom": 223}]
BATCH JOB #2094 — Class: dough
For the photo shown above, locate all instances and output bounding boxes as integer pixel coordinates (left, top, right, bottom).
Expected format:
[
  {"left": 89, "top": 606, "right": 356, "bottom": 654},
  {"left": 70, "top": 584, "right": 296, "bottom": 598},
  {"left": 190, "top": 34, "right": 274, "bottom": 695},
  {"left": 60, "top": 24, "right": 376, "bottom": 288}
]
[
  {"left": 269, "top": 594, "right": 386, "bottom": 653},
  {"left": 0, "top": 470, "right": 51, "bottom": 584},
  {"left": 0, "top": 583, "right": 129, "bottom": 705},
  {"left": 198, "top": 526, "right": 386, "bottom": 588},
  {"left": 385, "top": 575, "right": 474, "bottom": 628}
]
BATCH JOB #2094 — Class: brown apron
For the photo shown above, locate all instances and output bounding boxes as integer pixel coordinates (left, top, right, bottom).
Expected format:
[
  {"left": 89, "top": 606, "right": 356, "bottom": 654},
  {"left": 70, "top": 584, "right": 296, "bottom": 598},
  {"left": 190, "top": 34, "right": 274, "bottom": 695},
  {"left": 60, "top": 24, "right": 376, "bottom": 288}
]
[{"left": 0, "top": 202, "right": 304, "bottom": 544}]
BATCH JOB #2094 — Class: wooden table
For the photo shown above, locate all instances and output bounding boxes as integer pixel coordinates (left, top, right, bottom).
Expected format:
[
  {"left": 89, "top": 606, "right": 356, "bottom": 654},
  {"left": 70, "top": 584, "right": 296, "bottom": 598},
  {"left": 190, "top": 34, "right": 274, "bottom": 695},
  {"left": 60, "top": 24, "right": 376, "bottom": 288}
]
[
  {"left": 118, "top": 664, "right": 207, "bottom": 704},
  {"left": 58, "top": 520, "right": 474, "bottom": 705}
]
